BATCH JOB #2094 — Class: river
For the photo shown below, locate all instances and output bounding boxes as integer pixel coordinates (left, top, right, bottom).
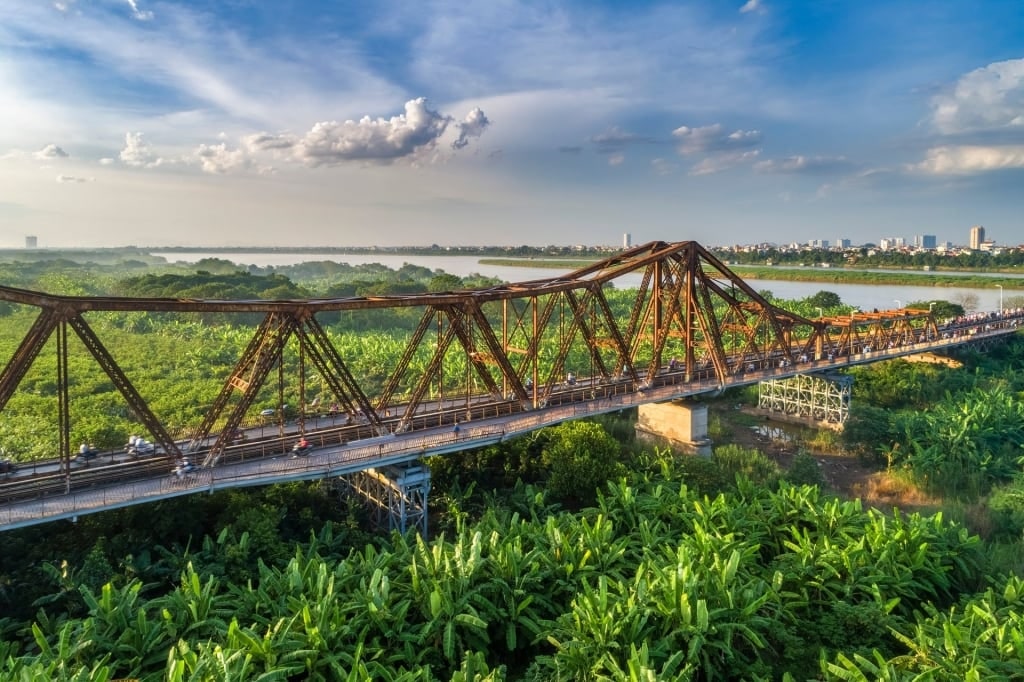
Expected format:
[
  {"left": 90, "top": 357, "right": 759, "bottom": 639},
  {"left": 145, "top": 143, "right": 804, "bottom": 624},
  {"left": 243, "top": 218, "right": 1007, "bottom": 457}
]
[{"left": 153, "top": 251, "right": 1016, "bottom": 313}]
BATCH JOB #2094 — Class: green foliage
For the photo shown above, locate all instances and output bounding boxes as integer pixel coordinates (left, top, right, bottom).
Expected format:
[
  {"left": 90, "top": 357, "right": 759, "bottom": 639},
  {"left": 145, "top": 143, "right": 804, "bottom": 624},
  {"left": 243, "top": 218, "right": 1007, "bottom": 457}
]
[
  {"left": 986, "top": 477, "right": 1024, "bottom": 540},
  {"left": 905, "top": 299, "right": 964, "bottom": 319},
  {"left": 785, "top": 450, "right": 826, "bottom": 488},
  {"left": 711, "top": 443, "right": 782, "bottom": 487},
  {"left": 541, "top": 421, "right": 627, "bottom": 507},
  {"left": 805, "top": 290, "right": 843, "bottom": 309},
  {"left": 841, "top": 404, "right": 897, "bottom": 465},
  {"left": 892, "top": 385, "right": 1024, "bottom": 497}
]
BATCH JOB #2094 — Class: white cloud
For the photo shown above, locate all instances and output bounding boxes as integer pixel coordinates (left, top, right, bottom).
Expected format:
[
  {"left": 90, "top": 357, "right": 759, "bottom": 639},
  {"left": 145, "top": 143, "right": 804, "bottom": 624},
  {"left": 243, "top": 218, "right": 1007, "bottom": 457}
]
[
  {"left": 295, "top": 98, "right": 453, "bottom": 165},
  {"left": 673, "top": 124, "right": 761, "bottom": 155},
  {"left": 119, "top": 132, "right": 164, "bottom": 168},
  {"left": 607, "top": 153, "right": 625, "bottom": 166},
  {"left": 245, "top": 132, "right": 299, "bottom": 152},
  {"left": 99, "top": 157, "right": 114, "bottom": 165},
  {"left": 931, "top": 59, "right": 1024, "bottom": 135},
  {"left": 453, "top": 107, "right": 490, "bottom": 149},
  {"left": 35, "top": 144, "right": 69, "bottom": 159},
  {"left": 53, "top": 0, "right": 76, "bottom": 13},
  {"left": 753, "top": 155, "right": 851, "bottom": 174},
  {"left": 911, "top": 145, "right": 1024, "bottom": 175},
  {"left": 56, "top": 174, "right": 89, "bottom": 183},
  {"left": 739, "top": 0, "right": 764, "bottom": 14},
  {"left": 124, "top": 0, "right": 153, "bottom": 21},
  {"left": 689, "top": 150, "right": 760, "bottom": 175},
  {"left": 195, "top": 143, "right": 252, "bottom": 174}
]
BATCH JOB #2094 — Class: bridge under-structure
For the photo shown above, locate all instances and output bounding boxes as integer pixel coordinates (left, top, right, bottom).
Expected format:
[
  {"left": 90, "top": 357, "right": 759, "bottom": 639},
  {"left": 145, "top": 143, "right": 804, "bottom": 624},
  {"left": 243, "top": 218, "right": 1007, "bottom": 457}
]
[{"left": 0, "top": 240, "right": 1020, "bottom": 531}]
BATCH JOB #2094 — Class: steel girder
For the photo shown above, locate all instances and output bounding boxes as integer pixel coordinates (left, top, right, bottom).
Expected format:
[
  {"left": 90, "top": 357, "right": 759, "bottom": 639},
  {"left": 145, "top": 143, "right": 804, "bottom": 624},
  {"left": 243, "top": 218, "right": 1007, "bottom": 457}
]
[{"left": 0, "top": 241, "right": 948, "bottom": 469}]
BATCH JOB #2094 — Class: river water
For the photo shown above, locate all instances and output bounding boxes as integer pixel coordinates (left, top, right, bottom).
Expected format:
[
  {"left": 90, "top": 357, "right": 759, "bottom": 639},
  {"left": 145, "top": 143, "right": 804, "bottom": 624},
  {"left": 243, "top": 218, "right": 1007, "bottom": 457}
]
[{"left": 154, "top": 251, "right": 1017, "bottom": 313}]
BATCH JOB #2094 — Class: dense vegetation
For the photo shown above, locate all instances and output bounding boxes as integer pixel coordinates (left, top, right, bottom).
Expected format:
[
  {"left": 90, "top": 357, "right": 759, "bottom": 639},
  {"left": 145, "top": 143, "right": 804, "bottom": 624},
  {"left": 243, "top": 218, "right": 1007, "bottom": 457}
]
[{"left": 1, "top": 257, "right": 1023, "bottom": 679}]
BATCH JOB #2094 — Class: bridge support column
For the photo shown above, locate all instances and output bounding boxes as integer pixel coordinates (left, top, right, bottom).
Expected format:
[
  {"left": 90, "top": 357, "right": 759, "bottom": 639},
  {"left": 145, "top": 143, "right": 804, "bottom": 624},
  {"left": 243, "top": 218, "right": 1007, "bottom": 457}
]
[
  {"left": 757, "top": 373, "right": 852, "bottom": 427},
  {"left": 344, "top": 463, "right": 431, "bottom": 536},
  {"left": 635, "top": 401, "right": 712, "bottom": 454}
]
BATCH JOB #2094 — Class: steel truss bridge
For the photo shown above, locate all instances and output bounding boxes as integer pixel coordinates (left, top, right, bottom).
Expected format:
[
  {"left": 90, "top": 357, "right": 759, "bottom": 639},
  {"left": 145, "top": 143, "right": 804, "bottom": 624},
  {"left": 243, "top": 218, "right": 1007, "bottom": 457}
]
[{"left": 0, "top": 240, "right": 1019, "bottom": 531}]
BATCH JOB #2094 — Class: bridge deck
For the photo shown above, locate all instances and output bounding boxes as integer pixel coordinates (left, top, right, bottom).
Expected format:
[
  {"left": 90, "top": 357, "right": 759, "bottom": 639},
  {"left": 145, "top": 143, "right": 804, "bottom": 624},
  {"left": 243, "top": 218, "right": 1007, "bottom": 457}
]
[{"left": 1, "top": 321, "right": 1017, "bottom": 531}]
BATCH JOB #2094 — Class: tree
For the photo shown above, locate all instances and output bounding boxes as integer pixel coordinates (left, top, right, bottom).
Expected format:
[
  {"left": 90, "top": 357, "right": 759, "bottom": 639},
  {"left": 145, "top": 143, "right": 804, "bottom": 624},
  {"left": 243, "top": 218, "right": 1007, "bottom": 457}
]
[
  {"left": 805, "top": 290, "right": 843, "bottom": 309},
  {"left": 541, "top": 421, "right": 625, "bottom": 506}
]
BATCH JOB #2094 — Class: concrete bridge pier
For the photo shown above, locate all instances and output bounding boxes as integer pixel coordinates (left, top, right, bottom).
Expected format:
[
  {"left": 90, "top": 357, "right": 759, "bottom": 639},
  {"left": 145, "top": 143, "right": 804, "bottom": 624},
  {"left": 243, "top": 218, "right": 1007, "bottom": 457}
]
[
  {"left": 635, "top": 401, "right": 712, "bottom": 455},
  {"left": 344, "top": 463, "right": 431, "bottom": 536}
]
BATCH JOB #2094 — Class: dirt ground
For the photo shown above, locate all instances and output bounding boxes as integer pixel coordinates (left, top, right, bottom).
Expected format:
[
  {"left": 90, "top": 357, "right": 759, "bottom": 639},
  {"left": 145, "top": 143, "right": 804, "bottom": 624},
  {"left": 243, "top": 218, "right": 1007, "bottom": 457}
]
[
  {"left": 713, "top": 404, "right": 936, "bottom": 509},
  {"left": 712, "top": 403, "right": 897, "bottom": 503}
]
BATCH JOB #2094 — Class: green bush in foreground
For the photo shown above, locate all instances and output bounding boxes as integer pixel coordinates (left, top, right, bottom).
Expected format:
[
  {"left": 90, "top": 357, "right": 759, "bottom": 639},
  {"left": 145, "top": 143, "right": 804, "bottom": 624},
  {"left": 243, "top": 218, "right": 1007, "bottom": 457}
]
[{"left": 2, "top": 471, "right": 1002, "bottom": 681}]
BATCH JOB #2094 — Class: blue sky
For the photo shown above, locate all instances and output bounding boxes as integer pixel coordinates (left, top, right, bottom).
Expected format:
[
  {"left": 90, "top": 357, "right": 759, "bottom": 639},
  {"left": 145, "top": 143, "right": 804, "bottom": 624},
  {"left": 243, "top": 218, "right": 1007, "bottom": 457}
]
[{"left": 1, "top": 0, "right": 1022, "bottom": 249}]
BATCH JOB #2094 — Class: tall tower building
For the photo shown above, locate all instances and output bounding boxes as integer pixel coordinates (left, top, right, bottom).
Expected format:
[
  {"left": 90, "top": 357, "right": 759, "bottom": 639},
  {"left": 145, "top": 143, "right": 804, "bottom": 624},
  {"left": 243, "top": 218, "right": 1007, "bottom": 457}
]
[
  {"left": 969, "top": 225, "right": 985, "bottom": 250},
  {"left": 25, "top": 236, "right": 37, "bottom": 249},
  {"left": 623, "top": 233, "right": 631, "bottom": 249}
]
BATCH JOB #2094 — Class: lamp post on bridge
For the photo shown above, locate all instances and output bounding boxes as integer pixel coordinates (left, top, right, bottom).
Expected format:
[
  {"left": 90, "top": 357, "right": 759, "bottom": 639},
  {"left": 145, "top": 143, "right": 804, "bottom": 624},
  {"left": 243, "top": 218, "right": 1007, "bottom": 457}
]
[{"left": 996, "top": 284, "right": 1003, "bottom": 315}]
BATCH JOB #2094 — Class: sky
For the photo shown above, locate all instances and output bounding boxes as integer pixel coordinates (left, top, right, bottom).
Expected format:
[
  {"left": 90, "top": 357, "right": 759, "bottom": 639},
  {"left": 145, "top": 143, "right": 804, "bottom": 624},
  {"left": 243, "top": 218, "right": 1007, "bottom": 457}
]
[{"left": 1, "top": 0, "right": 1023, "bottom": 249}]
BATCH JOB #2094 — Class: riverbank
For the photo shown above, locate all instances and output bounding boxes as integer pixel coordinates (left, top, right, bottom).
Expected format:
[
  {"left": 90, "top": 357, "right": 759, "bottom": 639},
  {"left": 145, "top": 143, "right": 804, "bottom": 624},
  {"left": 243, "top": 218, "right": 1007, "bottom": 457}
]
[{"left": 479, "top": 258, "right": 1024, "bottom": 291}]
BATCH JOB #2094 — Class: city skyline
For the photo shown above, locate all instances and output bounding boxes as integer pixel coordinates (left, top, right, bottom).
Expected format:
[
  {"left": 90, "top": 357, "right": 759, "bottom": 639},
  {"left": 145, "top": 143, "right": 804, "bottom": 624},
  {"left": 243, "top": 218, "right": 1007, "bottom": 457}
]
[{"left": 2, "top": 1, "right": 1023, "bottom": 249}]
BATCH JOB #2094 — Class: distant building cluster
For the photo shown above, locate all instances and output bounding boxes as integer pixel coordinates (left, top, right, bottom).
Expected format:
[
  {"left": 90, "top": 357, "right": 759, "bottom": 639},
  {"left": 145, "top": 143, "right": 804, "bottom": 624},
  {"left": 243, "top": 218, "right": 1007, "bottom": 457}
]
[{"left": 714, "top": 223, "right": 1019, "bottom": 260}]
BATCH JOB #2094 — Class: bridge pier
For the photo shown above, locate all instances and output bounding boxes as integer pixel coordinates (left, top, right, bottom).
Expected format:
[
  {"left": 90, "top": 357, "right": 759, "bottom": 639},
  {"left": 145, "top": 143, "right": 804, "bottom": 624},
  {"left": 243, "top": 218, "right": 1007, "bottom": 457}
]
[
  {"left": 344, "top": 463, "right": 431, "bottom": 536},
  {"left": 635, "top": 401, "right": 712, "bottom": 454}
]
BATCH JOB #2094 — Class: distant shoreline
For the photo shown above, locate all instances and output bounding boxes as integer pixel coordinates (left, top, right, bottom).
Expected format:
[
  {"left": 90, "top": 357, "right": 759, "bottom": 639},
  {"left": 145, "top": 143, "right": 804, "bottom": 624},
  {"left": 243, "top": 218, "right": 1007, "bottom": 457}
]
[{"left": 480, "top": 258, "right": 1024, "bottom": 291}]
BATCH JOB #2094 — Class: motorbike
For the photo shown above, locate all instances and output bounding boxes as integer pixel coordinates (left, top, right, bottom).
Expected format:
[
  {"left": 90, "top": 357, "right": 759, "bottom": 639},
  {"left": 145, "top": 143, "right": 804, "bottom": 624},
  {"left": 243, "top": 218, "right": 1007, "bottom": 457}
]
[
  {"left": 291, "top": 439, "right": 313, "bottom": 458},
  {"left": 172, "top": 459, "right": 199, "bottom": 479},
  {"left": 128, "top": 439, "right": 156, "bottom": 457}
]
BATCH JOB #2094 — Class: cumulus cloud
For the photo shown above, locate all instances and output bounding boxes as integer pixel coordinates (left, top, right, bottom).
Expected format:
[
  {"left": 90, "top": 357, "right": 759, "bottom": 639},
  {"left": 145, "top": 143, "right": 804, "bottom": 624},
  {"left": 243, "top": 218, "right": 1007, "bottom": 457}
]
[
  {"left": 99, "top": 158, "right": 114, "bottom": 165},
  {"left": 690, "top": 150, "right": 760, "bottom": 175},
  {"left": 453, "top": 107, "right": 490, "bottom": 149},
  {"left": 911, "top": 145, "right": 1024, "bottom": 175},
  {"left": 739, "top": 0, "right": 764, "bottom": 13},
  {"left": 119, "top": 132, "right": 164, "bottom": 168},
  {"left": 931, "top": 59, "right": 1024, "bottom": 135},
  {"left": 672, "top": 124, "right": 761, "bottom": 155},
  {"left": 125, "top": 0, "right": 153, "bottom": 21},
  {"left": 243, "top": 98, "right": 488, "bottom": 167},
  {"left": 753, "top": 155, "right": 852, "bottom": 174},
  {"left": 245, "top": 132, "right": 299, "bottom": 152},
  {"left": 294, "top": 98, "right": 453, "bottom": 166},
  {"left": 195, "top": 143, "right": 252, "bottom": 174},
  {"left": 35, "top": 144, "right": 69, "bottom": 159},
  {"left": 56, "top": 174, "right": 89, "bottom": 183}
]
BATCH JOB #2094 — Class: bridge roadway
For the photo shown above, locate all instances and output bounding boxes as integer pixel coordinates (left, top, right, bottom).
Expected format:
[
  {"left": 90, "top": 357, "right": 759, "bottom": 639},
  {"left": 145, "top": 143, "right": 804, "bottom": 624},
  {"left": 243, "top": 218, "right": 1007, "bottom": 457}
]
[{"left": 0, "top": 314, "right": 1020, "bottom": 531}]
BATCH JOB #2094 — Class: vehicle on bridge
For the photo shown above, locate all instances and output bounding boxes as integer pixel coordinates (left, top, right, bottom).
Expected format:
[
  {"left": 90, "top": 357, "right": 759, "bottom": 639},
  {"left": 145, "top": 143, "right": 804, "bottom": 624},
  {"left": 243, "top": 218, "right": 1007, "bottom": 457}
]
[
  {"left": 291, "top": 437, "right": 312, "bottom": 457},
  {"left": 0, "top": 458, "right": 15, "bottom": 477},
  {"left": 172, "top": 458, "right": 199, "bottom": 479},
  {"left": 127, "top": 436, "right": 156, "bottom": 457}
]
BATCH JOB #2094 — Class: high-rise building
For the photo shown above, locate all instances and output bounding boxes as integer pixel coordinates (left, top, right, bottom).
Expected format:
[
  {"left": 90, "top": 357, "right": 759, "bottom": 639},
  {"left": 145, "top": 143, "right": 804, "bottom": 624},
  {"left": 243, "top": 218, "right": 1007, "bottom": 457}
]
[
  {"left": 915, "top": 234, "right": 937, "bottom": 249},
  {"left": 623, "top": 233, "right": 631, "bottom": 249},
  {"left": 24, "top": 236, "right": 36, "bottom": 249},
  {"left": 970, "top": 225, "right": 985, "bottom": 250},
  {"left": 836, "top": 238, "right": 851, "bottom": 248}
]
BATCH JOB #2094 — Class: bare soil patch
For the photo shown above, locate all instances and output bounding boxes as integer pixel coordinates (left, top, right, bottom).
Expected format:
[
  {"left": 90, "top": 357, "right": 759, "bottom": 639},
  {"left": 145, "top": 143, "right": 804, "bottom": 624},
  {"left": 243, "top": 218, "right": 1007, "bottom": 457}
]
[{"left": 714, "top": 404, "right": 938, "bottom": 510}]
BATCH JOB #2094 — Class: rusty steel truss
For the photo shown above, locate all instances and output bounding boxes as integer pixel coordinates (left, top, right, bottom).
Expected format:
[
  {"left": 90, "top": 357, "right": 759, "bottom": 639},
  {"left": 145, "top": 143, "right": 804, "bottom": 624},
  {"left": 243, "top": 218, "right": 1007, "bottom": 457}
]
[{"left": 0, "top": 240, "right": 941, "bottom": 471}]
